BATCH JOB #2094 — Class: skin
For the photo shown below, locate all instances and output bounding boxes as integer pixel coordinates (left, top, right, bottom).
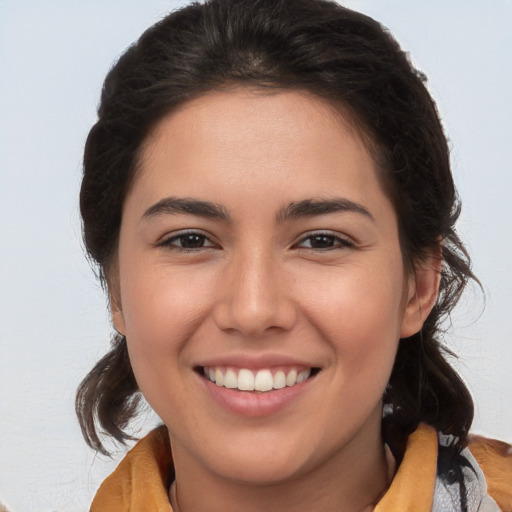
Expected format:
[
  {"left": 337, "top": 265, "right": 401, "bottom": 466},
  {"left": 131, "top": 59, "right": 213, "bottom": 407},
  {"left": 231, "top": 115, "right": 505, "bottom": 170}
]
[{"left": 112, "top": 89, "right": 439, "bottom": 512}]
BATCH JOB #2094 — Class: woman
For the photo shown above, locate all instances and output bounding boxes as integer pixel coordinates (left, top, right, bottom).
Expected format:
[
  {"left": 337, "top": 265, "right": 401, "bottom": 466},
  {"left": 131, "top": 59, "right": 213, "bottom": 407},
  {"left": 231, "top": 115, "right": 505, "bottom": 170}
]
[{"left": 76, "top": 0, "right": 511, "bottom": 510}]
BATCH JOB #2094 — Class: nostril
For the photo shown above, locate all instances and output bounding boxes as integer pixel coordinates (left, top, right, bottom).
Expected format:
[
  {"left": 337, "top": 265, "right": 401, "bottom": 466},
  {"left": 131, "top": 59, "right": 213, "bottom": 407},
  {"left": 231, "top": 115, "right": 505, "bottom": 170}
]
[{"left": 211, "top": 276, "right": 298, "bottom": 337}]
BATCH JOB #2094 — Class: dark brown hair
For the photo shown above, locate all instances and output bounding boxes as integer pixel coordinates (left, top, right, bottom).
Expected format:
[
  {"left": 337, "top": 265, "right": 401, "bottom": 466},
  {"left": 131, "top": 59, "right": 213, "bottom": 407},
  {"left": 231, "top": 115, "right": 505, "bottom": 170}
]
[{"left": 77, "top": 0, "right": 476, "bottom": 455}]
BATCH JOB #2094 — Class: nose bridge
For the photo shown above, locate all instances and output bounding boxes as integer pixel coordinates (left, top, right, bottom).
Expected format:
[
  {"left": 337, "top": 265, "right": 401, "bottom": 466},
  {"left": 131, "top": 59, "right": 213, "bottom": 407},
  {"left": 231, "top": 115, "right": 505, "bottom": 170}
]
[{"left": 213, "top": 243, "right": 296, "bottom": 337}]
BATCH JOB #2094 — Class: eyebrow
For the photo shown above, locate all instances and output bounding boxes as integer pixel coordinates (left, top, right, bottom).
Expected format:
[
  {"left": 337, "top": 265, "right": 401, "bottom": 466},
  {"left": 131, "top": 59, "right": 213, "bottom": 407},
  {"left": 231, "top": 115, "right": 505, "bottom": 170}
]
[
  {"left": 142, "top": 197, "right": 229, "bottom": 221},
  {"left": 276, "top": 198, "right": 374, "bottom": 222},
  {"left": 142, "top": 196, "right": 373, "bottom": 223}
]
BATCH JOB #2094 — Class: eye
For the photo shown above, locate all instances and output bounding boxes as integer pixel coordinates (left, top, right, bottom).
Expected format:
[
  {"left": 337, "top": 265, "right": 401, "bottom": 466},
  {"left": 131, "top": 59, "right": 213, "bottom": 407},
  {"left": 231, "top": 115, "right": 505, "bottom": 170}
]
[
  {"left": 295, "top": 232, "right": 354, "bottom": 250},
  {"left": 158, "top": 231, "right": 216, "bottom": 251}
]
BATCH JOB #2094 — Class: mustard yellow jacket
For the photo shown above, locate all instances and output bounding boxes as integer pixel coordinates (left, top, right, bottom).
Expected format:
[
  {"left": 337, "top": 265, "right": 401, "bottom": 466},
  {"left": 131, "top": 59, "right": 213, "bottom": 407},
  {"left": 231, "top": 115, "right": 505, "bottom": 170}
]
[{"left": 90, "top": 424, "right": 511, "bottom": 511}]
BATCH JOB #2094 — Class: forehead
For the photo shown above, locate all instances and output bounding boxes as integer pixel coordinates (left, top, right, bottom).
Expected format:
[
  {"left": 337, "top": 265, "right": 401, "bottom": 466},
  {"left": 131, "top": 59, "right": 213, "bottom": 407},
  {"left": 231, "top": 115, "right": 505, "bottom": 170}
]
[
  {"left": 139, "top": 89, "right": 374, "bottom": 179},
  {"left": 126, "top": 88, "right": 395, "bottom": 225},
  {"left": 142, "top": 87, "right": 357, "bottom": 153}
]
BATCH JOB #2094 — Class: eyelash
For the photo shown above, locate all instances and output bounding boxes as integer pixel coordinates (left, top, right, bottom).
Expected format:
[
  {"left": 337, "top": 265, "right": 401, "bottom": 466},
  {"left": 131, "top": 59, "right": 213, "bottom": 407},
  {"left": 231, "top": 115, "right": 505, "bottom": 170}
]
[
  {"left": 293, "top": 231, "right": 355, "bottom": 251},
  {"left": 157, "top": 230, "right": 355, "bottom": 252},
  {"left": 157, "top": 230, "right": 217, "bottom": 252}
]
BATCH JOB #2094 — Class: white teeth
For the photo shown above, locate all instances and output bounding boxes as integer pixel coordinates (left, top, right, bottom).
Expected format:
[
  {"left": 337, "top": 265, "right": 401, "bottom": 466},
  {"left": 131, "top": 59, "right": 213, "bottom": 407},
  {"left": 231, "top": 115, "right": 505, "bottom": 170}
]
[
  {"left": 204, "top": 366, "right": 313, "bottom": 392},
  {"left": 297, "top": 369, "right": 311, "bottom": 383},
  {"left": 215, "top": 368, "right": 224, "bottom": 387},
  {"left": 237, "top": 369, "right": 255, "bottom": 391},
  {"left": 223, "top": 369, "right": 237, "bottom": 389},
  {"left": 286, "top": 369, "right": 297, "bottom": 387},
  {"left": 273, "top": 370, "right": 286, "bottom": 389},
  {"left": 254, "top": 369, "right": 273, "bottom": 392}
]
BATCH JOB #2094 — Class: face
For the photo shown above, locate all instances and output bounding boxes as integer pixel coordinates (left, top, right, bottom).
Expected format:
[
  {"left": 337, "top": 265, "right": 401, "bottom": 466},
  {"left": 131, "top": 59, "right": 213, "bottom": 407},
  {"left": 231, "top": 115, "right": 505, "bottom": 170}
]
[{"left": 113, "top": 89, "right": 435, "bottom": 486}]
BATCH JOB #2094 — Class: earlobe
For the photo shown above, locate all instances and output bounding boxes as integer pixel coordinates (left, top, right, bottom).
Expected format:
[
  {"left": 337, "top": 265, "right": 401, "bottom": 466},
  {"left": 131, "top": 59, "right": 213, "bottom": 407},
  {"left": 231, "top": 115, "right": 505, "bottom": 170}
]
[
  {"left": 400, "top": 252, "right": 442, "bottom": 338},
  {"left": 106, "top": 262, "right": 126, "bottom": 335},
  {"left": 109, "top": 289, "right": 126, "bottom": 336},
  {"left": 112, "top": 307, "right": 126, "bottom": 336}
]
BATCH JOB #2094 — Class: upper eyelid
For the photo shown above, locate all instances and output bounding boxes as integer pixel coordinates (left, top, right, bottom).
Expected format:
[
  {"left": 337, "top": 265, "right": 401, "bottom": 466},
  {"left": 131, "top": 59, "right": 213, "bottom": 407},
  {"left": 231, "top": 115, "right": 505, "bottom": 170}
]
[
  {"left": 293, "top": 230, "right": 355, "bottom": 245},
  {"left": 155, "top": 228, "right": 354, "bottom": 247},
  {"left": 157, "top": 229, "right": 217, "bottom": 246}
]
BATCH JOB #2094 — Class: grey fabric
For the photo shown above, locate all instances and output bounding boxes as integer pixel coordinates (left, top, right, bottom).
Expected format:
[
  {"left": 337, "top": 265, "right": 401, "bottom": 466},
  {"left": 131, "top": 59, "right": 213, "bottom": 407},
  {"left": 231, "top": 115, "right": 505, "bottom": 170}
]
[{"left": 432, "top": 447, "right": 501, "bottom": 512}]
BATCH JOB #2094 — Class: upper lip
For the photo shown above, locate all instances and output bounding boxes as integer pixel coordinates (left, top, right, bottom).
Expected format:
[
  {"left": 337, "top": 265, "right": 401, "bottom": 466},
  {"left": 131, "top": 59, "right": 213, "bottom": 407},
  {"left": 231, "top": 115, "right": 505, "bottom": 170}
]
[{"left": 195, "top": 353, "right": 320, "bottom": 370}]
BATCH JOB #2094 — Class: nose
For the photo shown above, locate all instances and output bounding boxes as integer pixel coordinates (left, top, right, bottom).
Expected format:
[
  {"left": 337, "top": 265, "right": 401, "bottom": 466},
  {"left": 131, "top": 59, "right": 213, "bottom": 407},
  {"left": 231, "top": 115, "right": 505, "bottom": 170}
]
[{"left": 212, "top": 248, "right": 297, "bottom": 338}]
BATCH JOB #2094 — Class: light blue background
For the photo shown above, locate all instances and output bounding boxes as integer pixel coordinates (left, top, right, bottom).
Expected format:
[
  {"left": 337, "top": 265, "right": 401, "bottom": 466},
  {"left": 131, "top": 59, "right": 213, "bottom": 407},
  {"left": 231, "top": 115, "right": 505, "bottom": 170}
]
[{"left": 0, "top": 1, "right": 511, "bottom": 510}]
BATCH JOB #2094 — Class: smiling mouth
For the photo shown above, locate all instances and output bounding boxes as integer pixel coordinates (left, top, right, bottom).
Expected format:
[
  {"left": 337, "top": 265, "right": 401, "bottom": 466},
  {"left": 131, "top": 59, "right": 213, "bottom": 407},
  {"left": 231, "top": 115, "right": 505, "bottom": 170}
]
[{"left": 197, "top": 366, "right": 320, "bottom": 392}]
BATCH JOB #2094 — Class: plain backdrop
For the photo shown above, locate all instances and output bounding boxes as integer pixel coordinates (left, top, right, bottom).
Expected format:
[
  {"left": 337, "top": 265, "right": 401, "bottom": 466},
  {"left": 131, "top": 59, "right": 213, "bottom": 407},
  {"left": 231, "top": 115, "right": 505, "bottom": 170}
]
[{"left": 0, "top": 1, "right": 511, "bottom": 511}]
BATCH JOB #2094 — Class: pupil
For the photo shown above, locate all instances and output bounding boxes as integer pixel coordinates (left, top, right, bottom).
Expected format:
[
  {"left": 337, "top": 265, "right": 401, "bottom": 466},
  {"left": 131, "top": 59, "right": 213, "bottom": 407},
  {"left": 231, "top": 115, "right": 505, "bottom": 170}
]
[
  {"left": 311, "top": 235, "right": 333, "bottom": 248},
  {"left": 182, "top": 234, "right": 204, "bottom": 248}
]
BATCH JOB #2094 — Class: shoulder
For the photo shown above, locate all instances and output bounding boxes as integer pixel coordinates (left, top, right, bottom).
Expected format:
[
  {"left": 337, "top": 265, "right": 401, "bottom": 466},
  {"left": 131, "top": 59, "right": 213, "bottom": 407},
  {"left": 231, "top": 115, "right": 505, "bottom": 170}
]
[
  {"left": 432, "top": 434, "right": 512, "bottom": 512},
  {"left": 469, "top": 435, "right": 512, "bottom": 512},
  {"left": 90, "top": 426, "right": 173, "bottom": 512}
]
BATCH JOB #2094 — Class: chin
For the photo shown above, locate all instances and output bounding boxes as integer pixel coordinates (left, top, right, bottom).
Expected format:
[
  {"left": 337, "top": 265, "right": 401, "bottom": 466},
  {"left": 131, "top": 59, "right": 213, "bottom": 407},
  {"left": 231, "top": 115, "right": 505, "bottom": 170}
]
[
  {"left": 195, "top": 430, "right": 326, "bottom": 486},
  {"left": 214, "top": 453, "right": 311, "bottom": 486}
]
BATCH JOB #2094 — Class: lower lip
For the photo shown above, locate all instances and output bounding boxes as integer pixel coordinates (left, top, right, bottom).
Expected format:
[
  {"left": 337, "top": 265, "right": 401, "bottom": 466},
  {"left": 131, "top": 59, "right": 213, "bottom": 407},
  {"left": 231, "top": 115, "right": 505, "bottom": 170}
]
[{"left": 198, "top": 373, "right": 315, "bottom": 417}]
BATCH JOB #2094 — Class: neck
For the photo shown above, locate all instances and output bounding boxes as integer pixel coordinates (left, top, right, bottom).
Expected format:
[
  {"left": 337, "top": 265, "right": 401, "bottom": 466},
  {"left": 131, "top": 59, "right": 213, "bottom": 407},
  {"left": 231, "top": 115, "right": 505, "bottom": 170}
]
[{"left": 170, "top": 418, "right": 391, "bottom": 512}]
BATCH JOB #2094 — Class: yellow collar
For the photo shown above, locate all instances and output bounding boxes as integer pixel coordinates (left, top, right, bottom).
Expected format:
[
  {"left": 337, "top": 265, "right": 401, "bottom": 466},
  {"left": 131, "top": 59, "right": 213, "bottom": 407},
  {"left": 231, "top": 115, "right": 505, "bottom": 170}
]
[{"left": 91, "top": 424, "right": 439, "bottom": 512}]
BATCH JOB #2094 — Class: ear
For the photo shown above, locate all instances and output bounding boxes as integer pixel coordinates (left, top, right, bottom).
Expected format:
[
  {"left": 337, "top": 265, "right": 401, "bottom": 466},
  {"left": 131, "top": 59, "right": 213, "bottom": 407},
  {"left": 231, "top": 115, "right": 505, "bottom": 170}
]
[
  {"left": 111, "top": 297, "right": 126, "bottom": 336},
  {"left": 107, "top": 268, "right": 126, "bottom": 336},
  {"left": 400, "top": 251, "right": 442, "bottom": 338}
]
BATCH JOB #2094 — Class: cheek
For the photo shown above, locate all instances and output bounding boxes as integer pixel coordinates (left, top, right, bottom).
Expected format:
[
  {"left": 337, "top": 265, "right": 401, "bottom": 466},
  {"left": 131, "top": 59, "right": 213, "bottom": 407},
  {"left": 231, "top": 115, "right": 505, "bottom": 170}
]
[
  {"left": 122, "top": 256, "right": 213, "bottom": 327},
  {"left": 118, "top": 271, "right": 206, "bottom": 417},
  {"left": 119, "top": 265, "right": 213, "bottom": 374},
  {"left": 303, "top": 263, "right": 405, "bottom": 337},
  {"left": 325, "top": 304, "right": 400, "bottom": 391},
  {"left": 300, "top": 262, "right": 405, "bottom": 377},
  {"left": 311, "top": 282, "right": 403, "bottom": 424}
]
